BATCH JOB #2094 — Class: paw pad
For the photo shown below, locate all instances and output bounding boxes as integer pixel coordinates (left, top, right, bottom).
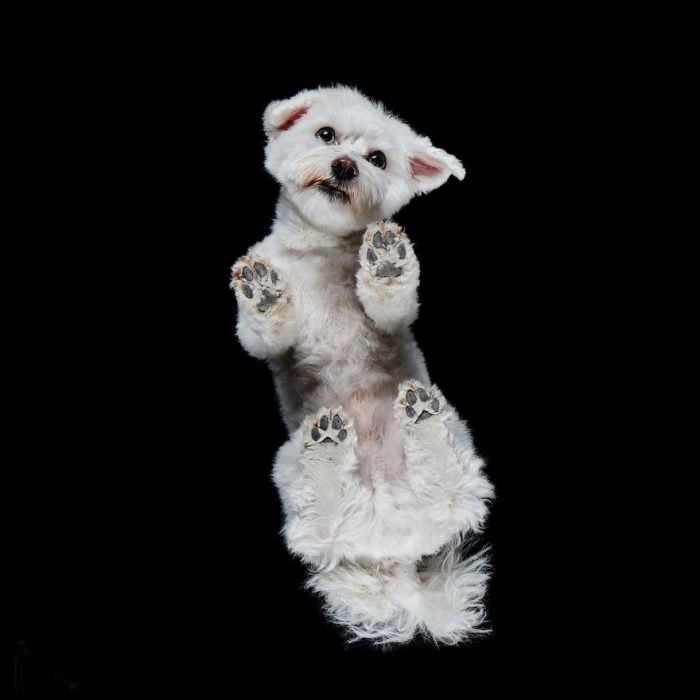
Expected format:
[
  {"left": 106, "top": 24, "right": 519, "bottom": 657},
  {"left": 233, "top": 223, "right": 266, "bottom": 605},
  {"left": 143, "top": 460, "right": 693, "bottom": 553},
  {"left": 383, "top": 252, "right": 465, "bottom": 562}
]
[
  {"left": 361, "top": 221, "right": 412, "bottom": 279},
  {"left": 399, "top": 383, "right": 441, "bottom": 423},
  {"left": 309, "top": 409, "right": 349, "bottom": 445},
  {"left": 231, "top": 256, "right": 285, "bottom": 313}
]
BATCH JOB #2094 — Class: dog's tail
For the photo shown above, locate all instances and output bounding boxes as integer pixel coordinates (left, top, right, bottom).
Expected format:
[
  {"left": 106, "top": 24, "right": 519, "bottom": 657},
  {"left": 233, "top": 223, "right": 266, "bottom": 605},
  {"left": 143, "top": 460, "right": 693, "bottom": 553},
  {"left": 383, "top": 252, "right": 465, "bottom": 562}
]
[{"left": 307, "top": 541, "right": 490, "bottom": 645}]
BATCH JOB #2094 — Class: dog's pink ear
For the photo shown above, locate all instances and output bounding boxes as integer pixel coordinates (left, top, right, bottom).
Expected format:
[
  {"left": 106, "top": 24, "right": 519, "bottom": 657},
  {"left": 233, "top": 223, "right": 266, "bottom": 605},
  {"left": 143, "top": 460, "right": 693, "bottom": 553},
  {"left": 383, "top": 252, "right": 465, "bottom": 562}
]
[
  {"left": 409, "top": 137, "right": 466, "bottom": 194},
  {"left": 263, "top": 90, "right": 318, "bottom": 138}
]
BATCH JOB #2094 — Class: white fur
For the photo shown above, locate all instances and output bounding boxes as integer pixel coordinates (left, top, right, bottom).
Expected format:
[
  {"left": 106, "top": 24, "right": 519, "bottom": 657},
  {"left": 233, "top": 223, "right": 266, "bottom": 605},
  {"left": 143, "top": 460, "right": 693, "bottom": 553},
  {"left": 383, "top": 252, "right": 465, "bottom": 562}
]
[{"left": 231, "top": 87, "right": 493, "bottom": 645}]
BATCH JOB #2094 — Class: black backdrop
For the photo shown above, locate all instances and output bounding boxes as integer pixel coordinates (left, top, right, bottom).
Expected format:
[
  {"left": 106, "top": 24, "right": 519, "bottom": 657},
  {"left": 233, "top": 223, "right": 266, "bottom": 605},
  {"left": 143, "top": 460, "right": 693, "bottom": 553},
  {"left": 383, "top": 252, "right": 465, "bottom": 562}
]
[{"left": 6, "top": 37, "right": 594, "bottom": 692}]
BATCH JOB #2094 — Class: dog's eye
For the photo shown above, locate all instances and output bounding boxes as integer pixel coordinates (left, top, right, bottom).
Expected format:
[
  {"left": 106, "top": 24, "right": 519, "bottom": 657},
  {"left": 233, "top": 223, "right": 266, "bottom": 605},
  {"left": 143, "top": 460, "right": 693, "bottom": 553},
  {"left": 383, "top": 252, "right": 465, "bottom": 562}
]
[
  {"left": 316, "top": 127, "right": 336, "bottom": 143},
  {"left": 367, "top": 151, "right": 386, "bottom": 169}
]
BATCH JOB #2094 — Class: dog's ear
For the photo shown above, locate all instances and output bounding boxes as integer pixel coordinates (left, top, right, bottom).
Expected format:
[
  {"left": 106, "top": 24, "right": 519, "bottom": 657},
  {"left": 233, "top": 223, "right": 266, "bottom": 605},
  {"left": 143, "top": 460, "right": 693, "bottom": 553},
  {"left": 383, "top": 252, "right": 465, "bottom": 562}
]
[
  {"left": 263, "top": 90, "right": 318, "bottom": 139},
  {"left": 408, "top": 136, "right": 465, "bottom": 194}
]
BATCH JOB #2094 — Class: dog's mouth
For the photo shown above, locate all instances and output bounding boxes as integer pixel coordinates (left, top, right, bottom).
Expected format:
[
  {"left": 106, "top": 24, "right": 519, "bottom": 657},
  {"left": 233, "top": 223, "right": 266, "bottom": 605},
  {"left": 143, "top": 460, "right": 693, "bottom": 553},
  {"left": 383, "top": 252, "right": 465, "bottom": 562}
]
[{"left": 314, "top": 180, "right": 350, "bottom": 203}]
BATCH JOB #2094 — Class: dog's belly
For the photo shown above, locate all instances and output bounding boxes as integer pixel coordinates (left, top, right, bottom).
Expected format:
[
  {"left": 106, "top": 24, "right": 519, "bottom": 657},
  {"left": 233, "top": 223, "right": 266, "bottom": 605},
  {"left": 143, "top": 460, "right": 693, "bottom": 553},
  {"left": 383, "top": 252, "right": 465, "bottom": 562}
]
[
  {"left": 271, "top": 276, "right": 420, "bottom": 482},
  {"left": 279, "top": 287, "right": 411, "bottom": 423}
]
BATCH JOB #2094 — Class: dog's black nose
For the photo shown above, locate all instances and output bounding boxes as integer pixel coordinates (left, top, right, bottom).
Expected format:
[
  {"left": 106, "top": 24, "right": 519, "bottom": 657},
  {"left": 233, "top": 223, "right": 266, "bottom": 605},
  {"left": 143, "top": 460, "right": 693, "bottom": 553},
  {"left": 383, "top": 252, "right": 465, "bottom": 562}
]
[{"left": 331, "top": 157, "right": 358, "bottom": 181}]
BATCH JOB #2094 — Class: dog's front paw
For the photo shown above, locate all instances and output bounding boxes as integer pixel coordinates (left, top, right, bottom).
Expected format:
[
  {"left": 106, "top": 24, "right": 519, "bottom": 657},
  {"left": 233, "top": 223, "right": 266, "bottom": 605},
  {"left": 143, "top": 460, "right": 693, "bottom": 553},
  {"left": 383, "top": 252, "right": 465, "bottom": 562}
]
[
  {"left": 356, "top": 221, "right": 420, "bottom": 331},
  {"left": 231, "top": 256, "right": 286, "bottom": 313},
  {"left": 360, "top": 221, "right": 416, "bottom": 281}
]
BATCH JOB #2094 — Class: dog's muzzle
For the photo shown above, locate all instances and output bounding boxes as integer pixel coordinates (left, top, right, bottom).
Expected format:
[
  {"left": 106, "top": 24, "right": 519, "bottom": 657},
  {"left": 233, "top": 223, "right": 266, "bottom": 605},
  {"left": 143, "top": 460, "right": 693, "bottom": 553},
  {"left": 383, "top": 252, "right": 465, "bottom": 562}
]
[{"left": 331, "top": 157, "right": 358, "bottom": 181}]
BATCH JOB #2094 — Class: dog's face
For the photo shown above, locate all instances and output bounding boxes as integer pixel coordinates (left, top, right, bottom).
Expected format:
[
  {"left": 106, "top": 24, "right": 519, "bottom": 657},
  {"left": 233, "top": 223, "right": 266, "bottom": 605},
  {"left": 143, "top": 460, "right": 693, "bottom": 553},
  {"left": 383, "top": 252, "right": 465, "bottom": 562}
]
[{"left": 263, "top": 87, "right": 465, "bottom": 234}]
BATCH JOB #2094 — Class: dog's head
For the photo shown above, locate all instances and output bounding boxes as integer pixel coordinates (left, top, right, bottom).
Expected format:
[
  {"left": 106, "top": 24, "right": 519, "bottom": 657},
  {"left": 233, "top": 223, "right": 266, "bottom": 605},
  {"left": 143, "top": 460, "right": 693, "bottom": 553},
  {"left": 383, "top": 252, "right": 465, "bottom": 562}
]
[{"left": 263, "top": 86, "right": 465, "bottom": 234}]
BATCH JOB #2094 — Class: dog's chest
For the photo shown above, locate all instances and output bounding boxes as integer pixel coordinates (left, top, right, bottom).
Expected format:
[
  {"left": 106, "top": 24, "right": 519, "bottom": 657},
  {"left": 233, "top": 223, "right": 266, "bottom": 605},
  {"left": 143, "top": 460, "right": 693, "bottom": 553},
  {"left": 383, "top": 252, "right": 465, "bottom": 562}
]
[{"left": 292, "top": 249, "right": 376, "bottom": 354}]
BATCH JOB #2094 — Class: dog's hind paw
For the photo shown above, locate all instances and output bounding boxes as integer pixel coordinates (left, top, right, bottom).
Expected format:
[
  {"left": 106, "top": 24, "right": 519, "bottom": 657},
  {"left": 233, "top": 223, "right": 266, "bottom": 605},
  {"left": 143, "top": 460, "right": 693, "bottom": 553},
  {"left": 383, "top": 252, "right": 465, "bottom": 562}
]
[
  {"left": 306, "top": 407, "right": 351, "bottom": 446},
  {"left": 231, "top": 256, "right": 286, "bottom": 313},
  {"left": 397, "top": 381, "right": 442, "bottom": 424},
  {"left": 360, "top": 221, "right": 415, "bottom": 280}
]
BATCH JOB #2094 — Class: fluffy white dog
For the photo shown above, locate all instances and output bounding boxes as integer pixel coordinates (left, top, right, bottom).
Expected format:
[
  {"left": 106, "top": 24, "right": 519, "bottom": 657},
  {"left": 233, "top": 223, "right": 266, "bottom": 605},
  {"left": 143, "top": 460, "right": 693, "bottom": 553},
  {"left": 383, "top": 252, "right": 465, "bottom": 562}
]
[{"left": 231, "top": 86, "right": 493, "bottom": 645}]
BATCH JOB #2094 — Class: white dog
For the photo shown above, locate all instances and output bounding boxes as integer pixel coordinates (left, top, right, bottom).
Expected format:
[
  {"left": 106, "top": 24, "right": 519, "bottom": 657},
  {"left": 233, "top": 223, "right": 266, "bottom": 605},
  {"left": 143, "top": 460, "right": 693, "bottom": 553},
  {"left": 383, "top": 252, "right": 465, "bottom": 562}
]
[{"left": 231, "top": 86, "right": 493, "bottom": 645}]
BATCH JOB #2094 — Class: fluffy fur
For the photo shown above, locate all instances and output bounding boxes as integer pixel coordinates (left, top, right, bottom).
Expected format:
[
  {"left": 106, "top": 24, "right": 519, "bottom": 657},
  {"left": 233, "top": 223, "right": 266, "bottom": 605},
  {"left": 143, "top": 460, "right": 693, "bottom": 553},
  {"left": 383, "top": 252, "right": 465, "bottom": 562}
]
[{"left": 231, "top": 87, "right": 493, "bottom": 645}]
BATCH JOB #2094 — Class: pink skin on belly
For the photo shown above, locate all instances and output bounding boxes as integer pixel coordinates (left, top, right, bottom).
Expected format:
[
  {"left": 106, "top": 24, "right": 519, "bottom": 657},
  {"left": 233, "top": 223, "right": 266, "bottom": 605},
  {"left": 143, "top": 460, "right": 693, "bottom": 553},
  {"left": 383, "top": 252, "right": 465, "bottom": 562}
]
[{"left": 346, "top": 384, "right": 406, "bottom": 485}]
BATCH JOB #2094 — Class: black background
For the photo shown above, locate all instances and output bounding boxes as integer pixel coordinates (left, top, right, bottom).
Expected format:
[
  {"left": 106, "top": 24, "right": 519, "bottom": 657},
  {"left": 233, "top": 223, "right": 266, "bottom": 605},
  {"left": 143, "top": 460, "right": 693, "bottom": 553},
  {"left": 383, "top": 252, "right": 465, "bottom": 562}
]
[{"left": 6, "top": 27, "right": 600, "bottom": 693}]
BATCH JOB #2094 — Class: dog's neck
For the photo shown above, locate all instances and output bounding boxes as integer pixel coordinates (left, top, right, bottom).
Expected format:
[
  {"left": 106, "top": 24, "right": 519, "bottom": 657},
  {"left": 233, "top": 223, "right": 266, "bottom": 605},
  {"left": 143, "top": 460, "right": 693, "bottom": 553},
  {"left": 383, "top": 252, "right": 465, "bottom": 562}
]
[{"left": 274, "top": 191, "right": 362, "bottom": 253}]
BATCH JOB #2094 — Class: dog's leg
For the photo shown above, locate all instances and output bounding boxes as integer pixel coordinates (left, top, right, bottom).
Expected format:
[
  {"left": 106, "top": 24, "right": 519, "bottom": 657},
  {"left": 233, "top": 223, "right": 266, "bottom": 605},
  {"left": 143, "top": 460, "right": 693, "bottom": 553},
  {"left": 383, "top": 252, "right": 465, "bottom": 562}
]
[
  {"left": 230, "top": 255, "right": 295, "bottom": 358},
  {"left": 274, "top": 407, "right": 368, "bottom": 568},
  {"left": 309, "top": 546, "right": 490, "bottom": 645},
  {"left": 356, "top": 221, "right": 419, "bottom": 333},
  {"left": 394, "top": 379, "right": 493, "bottom": 538}
]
